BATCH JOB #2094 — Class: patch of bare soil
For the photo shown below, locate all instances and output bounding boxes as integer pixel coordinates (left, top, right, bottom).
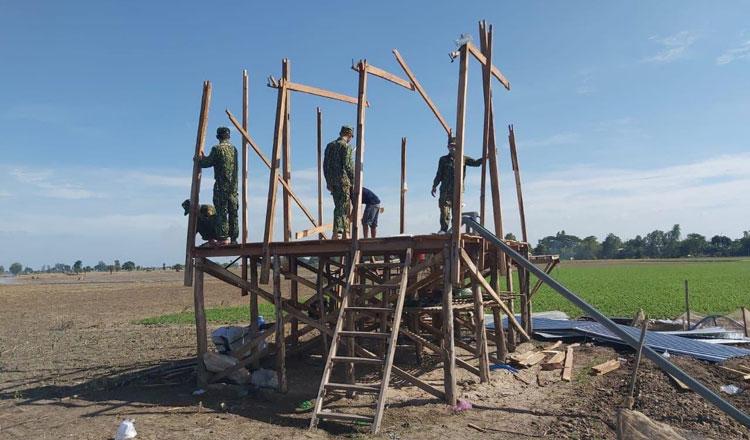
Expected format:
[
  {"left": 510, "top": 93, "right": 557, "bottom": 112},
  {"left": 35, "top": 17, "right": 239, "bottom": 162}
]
[{"left": 1, "top": 272, "right": 748, "bottom": 439}]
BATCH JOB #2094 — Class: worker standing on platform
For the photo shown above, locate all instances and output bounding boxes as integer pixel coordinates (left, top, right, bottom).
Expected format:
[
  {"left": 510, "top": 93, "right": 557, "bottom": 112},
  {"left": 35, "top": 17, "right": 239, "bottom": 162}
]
[
  {"left": 323, "top": 125, "right": 355, "bottom": 239},
  {"left": 197, "top": 127, "right": 238, "bottom": 245},
  {"left": 352, "top": 187, "right": 380, "bottom": 238},
  {"left": 431, "top": 137, "right": 482, "bottom": 233}
]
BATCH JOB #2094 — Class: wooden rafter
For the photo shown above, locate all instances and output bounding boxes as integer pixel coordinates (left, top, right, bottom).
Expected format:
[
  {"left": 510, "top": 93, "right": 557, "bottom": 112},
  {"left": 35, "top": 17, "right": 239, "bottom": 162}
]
[
  {"left": 465, "top": 42, "right": 511, "bottom": 91},
  {"left": 267, "top": 77, "right": 367, "bottom": 107}
]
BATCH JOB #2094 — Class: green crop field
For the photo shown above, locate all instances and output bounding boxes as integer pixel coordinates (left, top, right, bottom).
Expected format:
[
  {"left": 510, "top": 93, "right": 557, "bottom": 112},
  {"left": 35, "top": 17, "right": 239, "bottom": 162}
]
[
  {"left": 531, "top": 258, "right": 750, "bottom": 318},
  {"left": 137, "top": 258, "right": 750, "bottom": 325}
]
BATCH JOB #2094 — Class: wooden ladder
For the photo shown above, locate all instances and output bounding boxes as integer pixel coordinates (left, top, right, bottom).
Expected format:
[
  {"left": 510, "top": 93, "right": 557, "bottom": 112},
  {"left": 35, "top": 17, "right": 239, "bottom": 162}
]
[{"left": 310, "top": 248, "right": 413, "bottom": 433}]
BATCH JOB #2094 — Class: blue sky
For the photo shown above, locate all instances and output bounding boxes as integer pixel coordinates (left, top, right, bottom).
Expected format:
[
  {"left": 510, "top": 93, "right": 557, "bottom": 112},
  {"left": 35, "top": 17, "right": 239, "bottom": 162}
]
[{"left": 1, "top": 1, "right": 749, "bottom": 268}]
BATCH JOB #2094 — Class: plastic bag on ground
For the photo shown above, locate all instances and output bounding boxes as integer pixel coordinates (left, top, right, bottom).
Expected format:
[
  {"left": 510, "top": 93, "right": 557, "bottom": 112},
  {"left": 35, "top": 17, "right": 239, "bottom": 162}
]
[
  {"left": 115, "top": 419, "right": 137, "bottom": 440},
  {"left": 203, "top": 352, "right": 237, "bottom": 373},
  {"left": 251, "top": 368, "right": 279, "bottom": 389},
  {"left": 720, "top": 384, "right": 741, "bottom": 395}
]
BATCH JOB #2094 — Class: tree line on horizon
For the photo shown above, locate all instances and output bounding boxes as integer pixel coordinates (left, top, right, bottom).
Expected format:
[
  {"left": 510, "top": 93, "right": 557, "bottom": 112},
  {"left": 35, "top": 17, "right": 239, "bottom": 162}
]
[
  {"left": 526, "top": 224, "right": 750, "bottom": 260},
  {"left": 0, "top": 260, "right": 184, "bottom": 276}
]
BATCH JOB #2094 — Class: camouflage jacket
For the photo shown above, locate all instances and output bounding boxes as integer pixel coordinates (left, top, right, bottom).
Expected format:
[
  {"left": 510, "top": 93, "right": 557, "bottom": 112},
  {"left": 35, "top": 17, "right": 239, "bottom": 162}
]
[
  {"left": 323, "top": 137, "right": 354, "bottom": 190},
  {"left": 199, "top": 140, "right": 238, "bottom": 193},
  {"left": 432, "top": 152, "right": 482, "bottom": 198}
]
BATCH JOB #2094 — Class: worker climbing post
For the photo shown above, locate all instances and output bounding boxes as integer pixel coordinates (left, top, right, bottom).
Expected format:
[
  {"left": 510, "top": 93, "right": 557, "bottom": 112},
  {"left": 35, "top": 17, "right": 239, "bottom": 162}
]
[
  {"left": 431, "top": 137, "right": 482, "bottom": 233},
  {"left": 197, "top": 127, "right": 239, "bottom": 245},
  {"left": 323, "top": 125, "right": 355, "bottom": 239}
]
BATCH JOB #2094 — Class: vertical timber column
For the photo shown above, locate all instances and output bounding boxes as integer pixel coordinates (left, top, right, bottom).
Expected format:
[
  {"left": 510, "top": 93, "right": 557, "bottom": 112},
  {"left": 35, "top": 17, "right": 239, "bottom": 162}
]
[
  {"left": 508, "top": 125, "right": 528, "bottom": 243},
  {"left": 505, "top": 258, "right": 516, "bottom": 351},
  {"left": 250, "top": 256, "right": 260, "bottom": 368},
  {"left": 260, "top": 77, "right": 288, "bottom": 283},
  {"left": 317, "top": 257, "right": 329, "bottom": 355},
  {"left": 193, "top": 260, "right": 208, "bottom": 384},
  {"left": 351, "top": 60, "right": 368, "bottom": 248},
  {"left": 282, "top": 59, "right": 293, "bottom": 242},
  {"left": 273, "top": 255, "right": 288, "bottom": 393},
  {"left": 400, "top": 137, "right": 407, "bottom": 234},
  {"left": 184, "top": 81, "right": 212, "bottom": 287},
  {"left": 524, "top": 245, "right": 532, "bottom": 334},
  {"left": 316, "top": 107, "right": 324, "bottom": 239},
  {"left": 241, "top": 70, "right": 249, "bottom": 297},
  {"left": 479, "top": 21, "right": 490, "bottom": 227},
  {"left": 451, "top": 45, "right": 469, "bottom": 284},
  {"left": 471, "top": 248, "right": 490, "bottom": 382},
  {"left": 442, "top": 246, "right": 457, "bottom": 405}
]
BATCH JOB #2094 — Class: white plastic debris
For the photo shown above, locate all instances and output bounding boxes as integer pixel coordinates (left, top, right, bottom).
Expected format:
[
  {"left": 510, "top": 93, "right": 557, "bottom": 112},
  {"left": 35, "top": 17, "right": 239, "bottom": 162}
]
[
  {"left": 251, "top": 368, "right": 279, "bottom": 389},
  {"left": 720, "top": 384, "right": 741, "bottom": 395},
  {"left": 115, "top": 419, "right": 137, "bottom": 440},
  {"left": 192, "top": 388, "right": 206, "bottom": 396},
  {"left": 662, "top": 351, "right": 671, "bottom": 358}
]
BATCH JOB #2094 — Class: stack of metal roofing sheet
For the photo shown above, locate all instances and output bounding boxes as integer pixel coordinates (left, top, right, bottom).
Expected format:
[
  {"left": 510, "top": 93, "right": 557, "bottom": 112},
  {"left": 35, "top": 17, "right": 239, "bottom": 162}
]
[{"left": 489, "top": 317, "right": 750, "bottom": 363}]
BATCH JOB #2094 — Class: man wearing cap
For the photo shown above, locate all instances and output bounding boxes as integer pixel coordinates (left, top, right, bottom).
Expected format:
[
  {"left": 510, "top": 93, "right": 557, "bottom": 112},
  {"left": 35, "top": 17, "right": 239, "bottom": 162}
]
[
  {"left": 182, "top": 199, "right": 219, "bottom": 244},
  {"left": 197, "top": 127, "right": 238, "bottom": 245},
  {"left": 323, "top": 125, "right": 355, "bottom": 239},
  {"left": 352, "top": 187, "right": 380, "bottom": 238},
  {"left": 431, "top": 137, "right": 482, "bottom": 233}
]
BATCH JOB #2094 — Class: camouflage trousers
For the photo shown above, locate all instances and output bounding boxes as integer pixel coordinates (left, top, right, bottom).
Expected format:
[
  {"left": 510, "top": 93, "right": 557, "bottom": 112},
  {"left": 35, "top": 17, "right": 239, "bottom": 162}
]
[
  {"left": 331, "top": 186, "right": 351, "bottom": 235},
  {"left": 438, "top": 196, "right": 452, "bottom": 232},
  {"left": 214, "top": 191, "right": 239, "bottom": 241}
]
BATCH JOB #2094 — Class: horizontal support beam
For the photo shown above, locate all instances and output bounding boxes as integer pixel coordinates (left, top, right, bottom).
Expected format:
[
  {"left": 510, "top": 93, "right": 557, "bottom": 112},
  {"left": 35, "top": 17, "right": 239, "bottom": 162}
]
[
  {"left": 354, "top": 62, "right": 414, "bottom": 90},
  {"left": 465, "top": 42, "right": 511, "bottom": 91},
  {"left": 267, "top": 78, "right": 368, "bottom": 107}
]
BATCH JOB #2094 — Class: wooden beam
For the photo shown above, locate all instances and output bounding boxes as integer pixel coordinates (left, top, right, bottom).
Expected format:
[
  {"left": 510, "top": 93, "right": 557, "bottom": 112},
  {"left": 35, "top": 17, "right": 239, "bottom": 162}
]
[
  {"left": 392, "top": 49, "right": 452, "bottom": 136},
  {"left": 460, "top": 248, "right": 530, "bottom": 340},
  {"left": 316, "top": 107, "right": 324, "bottom": 239},
  {"left": 282, "top": 60, "right": 293, "bottom": 243},
  {"left": 478, "top": 22, "right": 490, "bottom": 227},
  {"left": 295, "top": 223, "right": 332, "bottom": 240},
  {"left": 466, "top": 41, "right": 511, "bottom": 91},
  {"left": 357, "top": 62, "right": 414, "bottom": 90},
  {"left": 451, "top": 45, "right": 469, "bottom": 284},
  {"left": 400, "top": 137, "right": 407, "bottom": 234},
  {"left": 273, "top": 255, "right": 288, "bottom": 392},
  {"left": 508, "top": 124, "right": 528, "bottom": 243},
  {"left": 184, "top": 81, "right": 211, "bottom": 287},
  {"left": 226, "top": 110, "right": 320, "bottom": 230},
  {"left": 241, "top": 71, "right": 249, "bottom": 297},
  {"left": 268, "top": 78, "right": 366, "bottom": 106},
  {"left": 193, "top": 263, "right": 208, "bottom": 384},
  {"left": 562, "top": 344, "right": 577, "bottom": 382},
  {"left": 442, "top": 247, "right": 457, "bottom": 405},
  {"left": 470, "top": 250, "right": 490, "bottom": 382},
  {"left": 350, "top": 60, "right": 368, "bottom": 246},
  {"left": 249, "top": 256, "right": 260, "bottom": 369},
  {"left": 399, "top": 327, "right": 480, "bottom": 377},
  {"left": 260, "top": 80, "right": 288, "bottom": 283}
]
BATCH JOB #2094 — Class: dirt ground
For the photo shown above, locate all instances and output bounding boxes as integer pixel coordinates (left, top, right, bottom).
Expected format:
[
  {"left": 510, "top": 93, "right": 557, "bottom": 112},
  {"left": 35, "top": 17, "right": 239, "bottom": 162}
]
[{"left": 1, "top": 271, "right": 748, "bottom": 439}]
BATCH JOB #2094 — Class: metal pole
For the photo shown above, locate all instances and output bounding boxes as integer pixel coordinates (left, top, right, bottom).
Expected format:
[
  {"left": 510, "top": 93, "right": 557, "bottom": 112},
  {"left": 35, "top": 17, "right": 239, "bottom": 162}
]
[
  {"left": 626, "top": 317, "right": 648, "bottom": 409},
  {"left": 684, "top": 280, "right": 691, "bottom": 330},
  {"left": 462, "top": 216, "right": 750, "bottom": 429}
]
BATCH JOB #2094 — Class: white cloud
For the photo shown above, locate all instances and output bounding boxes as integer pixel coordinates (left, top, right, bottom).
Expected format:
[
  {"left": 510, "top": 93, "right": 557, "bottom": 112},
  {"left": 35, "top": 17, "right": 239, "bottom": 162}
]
[
  {"left": 642, "top": 31, "right": 698, "bottom": 64},
  {"left": 9, "top": 167, "right": 103, "bottom": 200},
  {"left": 522, "top": 132, "right": 580, "bottom": 148},
  {"left": 716, "top": 40, "right": 750, "bottom": 65}
]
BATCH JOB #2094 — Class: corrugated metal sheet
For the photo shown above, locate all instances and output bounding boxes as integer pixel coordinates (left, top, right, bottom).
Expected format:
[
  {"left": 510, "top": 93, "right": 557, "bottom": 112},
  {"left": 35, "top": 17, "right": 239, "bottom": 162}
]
[{"left": 491, "top": 317, "right": 750, "bottom": 363}]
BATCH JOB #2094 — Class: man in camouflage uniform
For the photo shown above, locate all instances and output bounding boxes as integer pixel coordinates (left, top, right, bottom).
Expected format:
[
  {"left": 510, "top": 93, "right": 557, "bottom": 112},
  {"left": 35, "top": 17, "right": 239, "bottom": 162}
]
[
  {"left": 198, "top": 127, "right": 238, "bottom": 245},
  {"left": 323, "top": 125, "right": 355, "bottom": 239},
  {"left": 182, "top": 199, "right": 219, "bottom": 243},
  {"left": 431, "top": 137, "right": 483, "bottom": 233}
]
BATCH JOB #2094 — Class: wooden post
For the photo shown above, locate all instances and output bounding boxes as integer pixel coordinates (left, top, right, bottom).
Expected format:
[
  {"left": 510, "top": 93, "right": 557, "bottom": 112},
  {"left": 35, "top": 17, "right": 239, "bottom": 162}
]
[
  {"left": 260, "top": 78, "right": 288, "bottom": 283},
  {"left": 193, "top": 260, "right": 208, "bottom": 385},
  {"left": 241, "top": 70, "right": 249, "bottom": 297},
  {"left": 490, "top": 253, "right": 507, "bottom": 360},
  {"left": 273, "top": 255, "right": 288, "bottom": 393},
  {"left": 184, "top": 81, "right": 212, "bottom": 287},
  {"left": 351, "top": 60, "right": 368, "bottom": 247},
  {"left": 508, "top": 125, "right": 528, "bottom": 243},
  {"left": 471, "top": 250, "right": 490, "bottom": 382},
  {"left": 626, "top": 318, "right": 648, "bottom": 409},
  {"left": 505, "top": 258, "right": 516, "bottom": 351},
  {"left": 684, "top": 280, "right": 691, "bottom": 330},
  {"left": 451, "top": 45, "right": 469, "bottom": 284},
  {"left": 316, "top": 107, "right": 324, "bottom": 239},
  {"left": 250, "top": 256, "right": 260, "bottom": 368},
  {"left": 317, "top": 257, "right": 329, "bottom": 355},
  {"left": 478, "top": 21, "right": 490, "bottom": 227},
  {"left": 282, "top": 59, "right": 293, "bottom": 243},
  {"left": 400, "top": 137, "right": 407, "bottom": 234},
  {"left": 442, "top": 246, "right": 457, "bottom": 405},
  {"left": 290, "top": 257, "right": 298, "bottom": 346},
  {"left": 742, "top": 307, "right": 750, "bottom": 338}
]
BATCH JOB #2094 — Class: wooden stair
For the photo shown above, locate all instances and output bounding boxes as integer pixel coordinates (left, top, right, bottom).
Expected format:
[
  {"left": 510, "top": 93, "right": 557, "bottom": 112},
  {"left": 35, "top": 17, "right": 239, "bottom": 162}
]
[{"left": 310, "top": 248, "right": 413, "bottom": 434}]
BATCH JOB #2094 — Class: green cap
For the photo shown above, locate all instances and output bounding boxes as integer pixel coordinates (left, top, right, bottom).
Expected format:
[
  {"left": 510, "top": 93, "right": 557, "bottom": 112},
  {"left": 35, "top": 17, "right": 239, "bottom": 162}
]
[
  {"left": 216, "top": 126, "right": 231, "bottom": 139},
  {"left": 447, "top": 137, "right": 457, "bottom": 148},
  {"left": 340, "top": 125, "right": 354, "bottom": 136}
]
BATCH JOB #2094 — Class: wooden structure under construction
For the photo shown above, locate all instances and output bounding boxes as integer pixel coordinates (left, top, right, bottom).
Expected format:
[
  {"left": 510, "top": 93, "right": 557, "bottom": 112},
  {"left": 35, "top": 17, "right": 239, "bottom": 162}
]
[{"left": 183, "top": 22, "right": 559, "bottom": 433}]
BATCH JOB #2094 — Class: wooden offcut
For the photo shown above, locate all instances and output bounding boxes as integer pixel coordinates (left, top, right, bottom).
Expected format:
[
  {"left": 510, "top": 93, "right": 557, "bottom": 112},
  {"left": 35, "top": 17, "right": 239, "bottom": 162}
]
[{"left": 592, "top": 359, "right": 621, "bottom": 376}]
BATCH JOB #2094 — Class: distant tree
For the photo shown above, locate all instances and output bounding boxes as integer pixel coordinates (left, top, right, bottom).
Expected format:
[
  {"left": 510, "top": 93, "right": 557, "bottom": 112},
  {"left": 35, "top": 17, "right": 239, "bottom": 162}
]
[
  {"left": 122, "top": 261, "right": 136, "bottom": 271},
  {"left": 0, "top": 265, "right": 4, "bottom": 274},
  {"left": 9, "top": 262, "right": 23, "bottom": 275},
  {"left": 162, "top": 263, "right": 166, "bottom": 270},
  {"left": 73, "top": 260, "right": 83, "bottom": 273},
  {"left": 504, "top": 233, "right": 518, "bottom": 241},
  {"left": 574, "top": 236, "right": 601, "bottom": 260},
  {"left": 621, "top": 235, "right": 645, "bottom": 259},
  {"left": 681, "top": 233, "right": 707, "bottom": 256},
  {"left": 600, "top": 233, "right": 623, "bottom": 259},
  {"left": 172, "top": 263, "right": 184, "bottom": 272},
  {"left": 114, "top": 260, "right": 121, "bottom": 272},
  {"left": 535, "top": 231, "right": 582, "bottom": 259},
  {"left": 94, "top": 260, "right": 108, "bottom": 272},
  {"left": 23, "top": 266, "right": 33, "bottom": 274},
  {"left": 83, "top": 266, "right": 93, "bottom": 272},
  {"left": 663, "top": 224, "right": 681, "bottom": 257},
  {"left": 644, "top": 230, "right": 666, "bottom": 258},
  {"left": 709, "top": 235, "right": 733, "bottom": 257}
]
